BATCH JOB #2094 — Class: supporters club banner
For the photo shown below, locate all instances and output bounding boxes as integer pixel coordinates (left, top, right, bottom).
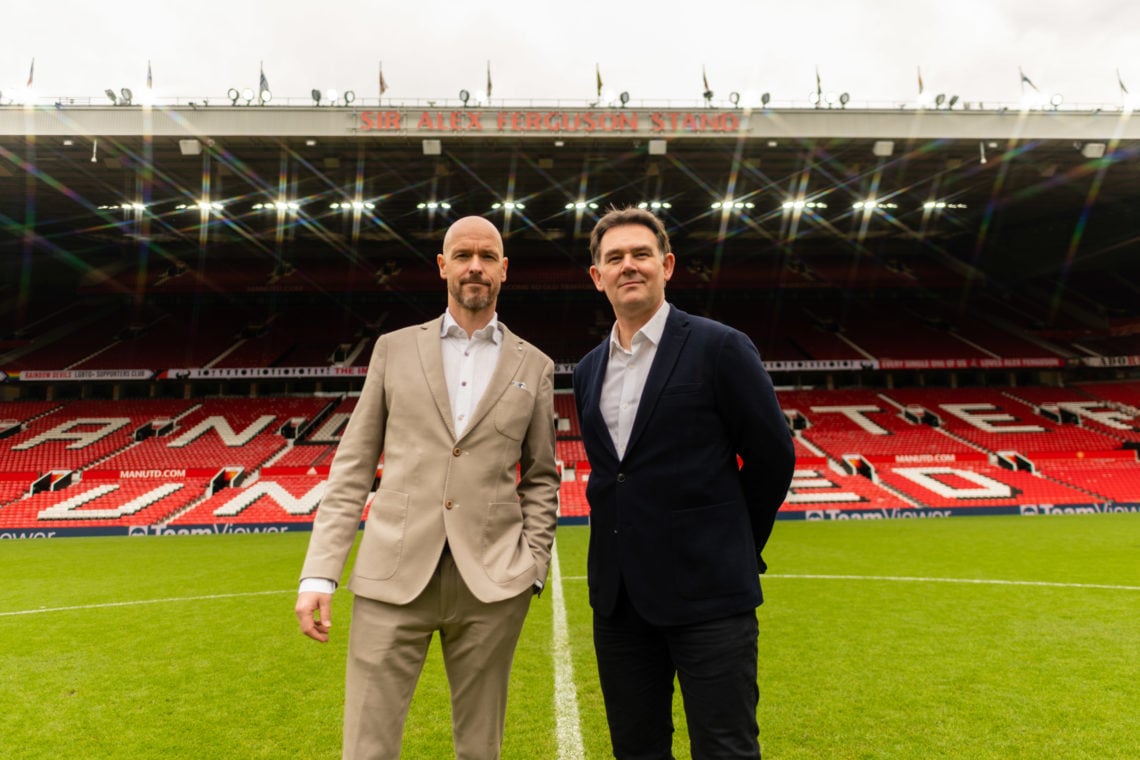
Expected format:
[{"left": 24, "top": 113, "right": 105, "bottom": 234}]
[{"left": 19, "top": 369, "right": 154, "bottom": 382}]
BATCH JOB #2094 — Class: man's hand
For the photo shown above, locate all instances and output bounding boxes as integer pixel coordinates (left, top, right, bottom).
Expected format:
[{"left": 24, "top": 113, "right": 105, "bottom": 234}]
[{"left": 295, "top": 591, "right": 333, "bottom": 643}]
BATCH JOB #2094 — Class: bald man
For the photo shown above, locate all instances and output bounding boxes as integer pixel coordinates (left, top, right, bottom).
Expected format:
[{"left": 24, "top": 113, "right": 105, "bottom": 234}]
[{"left": 295, "top": 216, "right": 560, "bottom": 759}]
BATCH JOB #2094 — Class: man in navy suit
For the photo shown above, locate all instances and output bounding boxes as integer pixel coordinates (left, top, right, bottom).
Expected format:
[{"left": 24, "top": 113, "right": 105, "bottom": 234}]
[{"left": 573, "top": 207, "right": 795, "bottom": 759}]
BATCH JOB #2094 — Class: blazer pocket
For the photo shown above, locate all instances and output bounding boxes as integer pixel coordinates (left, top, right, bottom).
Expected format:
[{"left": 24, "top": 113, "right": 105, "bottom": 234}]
[
  {"left": 670, "top": 500, "right": 755, "bottom": 599},
  {"left": 493, "top": 385, "right": 535, "bottom": 441},
  {"left": 481, "top": 500, "right": 535, "bottom": 584},
  {"left": 354, "top": 488, "right": 409, "bottom": 581},
  {"left": 660, "top": 381, "right": 702, "bottom": 396}
]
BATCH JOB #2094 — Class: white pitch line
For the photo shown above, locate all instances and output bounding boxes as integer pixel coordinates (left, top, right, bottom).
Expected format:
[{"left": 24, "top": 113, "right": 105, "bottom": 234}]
[
  {"left": 551, "top": 541, "right": 585, "bottom": 760},
  {"left": 0, "top": 589, "right": 293, "bottom": 617},
  {"left": 766, "top": 574, "right": 1140, "bottom": 591}
]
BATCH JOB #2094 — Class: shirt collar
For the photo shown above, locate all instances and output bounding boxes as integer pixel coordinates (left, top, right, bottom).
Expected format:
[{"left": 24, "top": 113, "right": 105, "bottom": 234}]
[
  {"left": 441, "top": 310, "right": 503, "bottom": 345},
  {"left": 608, "top": 301, "right": 670, "bottom": 356}
]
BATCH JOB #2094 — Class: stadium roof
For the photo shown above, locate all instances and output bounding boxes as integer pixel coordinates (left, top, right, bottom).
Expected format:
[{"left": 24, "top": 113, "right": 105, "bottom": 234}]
[{"left": 2, "top": 102, "right": 1139, "bottom": 281}]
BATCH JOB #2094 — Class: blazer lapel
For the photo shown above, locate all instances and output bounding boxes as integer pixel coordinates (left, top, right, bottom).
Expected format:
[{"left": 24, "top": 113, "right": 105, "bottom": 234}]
[
  {"left": 585, "top": 338, "right": 620, "bottom": 462},
  {"left": 623, "top": 306, "right": 689, "bottom": 457},
  {"left": 460, "top": 322, "right": 525, "bottom": 441},
  {"left": 417, "top": 317, "right": 456, "bottom": 440}
]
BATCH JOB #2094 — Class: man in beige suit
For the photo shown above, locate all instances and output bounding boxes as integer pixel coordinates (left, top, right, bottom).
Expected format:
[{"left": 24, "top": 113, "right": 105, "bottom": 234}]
[{"left": 295, "top": 216, "right": 560, "bottom": 759}]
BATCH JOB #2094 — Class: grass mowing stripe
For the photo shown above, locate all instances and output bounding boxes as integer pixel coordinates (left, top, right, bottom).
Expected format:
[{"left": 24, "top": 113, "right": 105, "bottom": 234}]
[
  {"left": 551, "top": 540, "right": 585, "bottom": 760},
  {"left": 0, "top": 589, "right": 293, "bottom": 617},
  {"left": 767, "top": 573, "right": 1140, "bottom": 591},
  {"left": 563, "top": 573, "right": 1139, "bottom": 591}
]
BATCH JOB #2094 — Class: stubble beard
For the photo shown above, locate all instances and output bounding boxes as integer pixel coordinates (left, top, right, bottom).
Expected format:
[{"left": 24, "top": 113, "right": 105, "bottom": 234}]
[{"left": 453, "top": 280, "right": 495, "bottom": 312}]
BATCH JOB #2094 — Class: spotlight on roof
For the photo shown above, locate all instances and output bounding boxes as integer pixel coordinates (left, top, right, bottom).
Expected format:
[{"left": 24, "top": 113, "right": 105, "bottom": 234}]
[
  {"left": 934, "top": 93, "right": 946, "bottom": 107},
  {"left": 839, "top": 92, "right": 850, "bottom": 108},
  {"left": 1080, "top": 142, "right": 1106, "bottom": 159},
  {"left": 227, "top": 88, "right": 240, "bottom": 105},
  {"left": 459, "top": 89, "right": 470, "bottom": 106},
  {"left": 1050, "top": 93, "right": 1064, "bottom": 109},
  {"left": 343, "top": 90, "right": 356, "bottom": 105},
  {"left": 242, "top": 88, "right": 254, "bottom": 105},
  {"left": 948, "top": 95, "right": 959, "bottom": 109},
  {"left": 119, "top": 88, "right": 133, "bottom": 105},
  {"left": 104, "top": 88, "right": 118, "bottom": 105},
  {"left": 258, "top": 87, "right": 272, "bottom": 104},
  {"left": 311, "top": 89, "right": 321, "bottom": 105},
  {"left": 729, "top": 91, "right": 740, "bottom": 106},
  {"left": 760, "top": 92, "right": 771, "bottom": 107},
  {"left": 325, "top": 88, "right": 338, "bottom": 105},
  {"left": 619, "top": 91, "right": 630, "bottom": 106}
]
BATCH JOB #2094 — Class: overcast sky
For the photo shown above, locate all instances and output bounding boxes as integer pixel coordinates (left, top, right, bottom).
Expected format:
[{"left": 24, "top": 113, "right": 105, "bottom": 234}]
[{"left": 5, "top": 0, "right": 1139, "bottom": 109}]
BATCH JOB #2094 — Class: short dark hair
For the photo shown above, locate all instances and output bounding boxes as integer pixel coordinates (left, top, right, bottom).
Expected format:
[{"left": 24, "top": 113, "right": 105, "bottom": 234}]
[{"left": 588, "top": 206, "right": 671, "bottom": 265}]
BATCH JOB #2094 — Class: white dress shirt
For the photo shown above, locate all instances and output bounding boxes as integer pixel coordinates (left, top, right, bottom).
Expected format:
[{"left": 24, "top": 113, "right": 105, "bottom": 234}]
[
  {"left": 600, "top": 302, "right": 670, "bottom": 459},
  {"left": 440, "top": 310, "right": 503, "bottom": 438},
  {"left": 299, "top": 310, "right": 503, "bottom": 596}
]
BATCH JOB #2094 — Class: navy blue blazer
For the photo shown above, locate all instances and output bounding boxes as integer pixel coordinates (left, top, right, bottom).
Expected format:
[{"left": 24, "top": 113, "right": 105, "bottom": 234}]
[{"left": 573, "top": 305, "right": 795, "bottom": 626}]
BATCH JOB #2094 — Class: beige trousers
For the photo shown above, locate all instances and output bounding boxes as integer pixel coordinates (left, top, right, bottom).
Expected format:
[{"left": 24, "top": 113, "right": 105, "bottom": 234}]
[{"left": 343, "top": 549, "right": 532, "bottom": 760}]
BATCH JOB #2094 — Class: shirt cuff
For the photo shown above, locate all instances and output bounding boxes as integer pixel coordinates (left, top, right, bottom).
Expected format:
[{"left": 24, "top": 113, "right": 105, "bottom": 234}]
[{"left": 299, "top": 577, "right": 337, "bottom": 595}]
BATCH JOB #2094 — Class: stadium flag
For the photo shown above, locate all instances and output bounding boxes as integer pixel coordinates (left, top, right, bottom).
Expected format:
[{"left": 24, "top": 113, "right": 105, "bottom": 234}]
[
  {"left": 1019, "top": 66, "right": 1039, "bottom": 92},
  {"left": 486, "top": 60, "right": 492, "bottom": 99},
  {"left": 702, "top": 65, "right": 712, "bottom": 97},
  {"left": 1118, "top": 67, "right": 1129, "bottom": 96},
  {"left": 27, "top": 57, "right": 34, "bottom": 87},
  {"left": 379, "top": 62, "right": 389, "bottom": 97},
  {"left": 815, "top": 65, "right": 822, "bottom": 101},
  {"left": 147, "top": 60, "right": 152, "bottom": 89},
  {"left": 917, "top": 65, "right": 924, "bottom": 95},
  {"left": 259, "top": 62, "right": 270, "bottom": 94},
  {"left": 596, "top": 63, "right": 603, "bottom": 98}
]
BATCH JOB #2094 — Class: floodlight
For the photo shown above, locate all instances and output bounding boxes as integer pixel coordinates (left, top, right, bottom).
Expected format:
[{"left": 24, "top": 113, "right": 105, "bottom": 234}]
[
  {"left": 228, "top": 88, "right": 240, "bottom": 105},
  {"left": 326, "top": 88, "right": 338, "bottom": 104},
  {"left": 948, "top": 95, "right": 959, "bottom": 108},
  {"left": 120, "top": 88, "right": 133, "bottom": 105},
  {"left": 104, "top": 89, "right": 118, "bottom": 105},
  {"left": 729, "top": 91, "right": 740, "bottom": 106},
  {"left": 760, "top": 92, "right": 771, "bottom": 106},
  {"left": 619, "top": 91, "right": 630, "bottom": 106},
  {"left": 839, "top": 92, "right": 850, "bottom": 107},
  {"left": 872, "top": 140, "right": 895, "bottom": 157},
  {"left": 242, "top": 88, "right": 254, "bottom": 104},
  {"left": 1050, "top": 93, "right": 1064, "bottom": 108},
  {"left": 259, "top": 88, "right": 272, "bottom": 104},
  {"left": 1081, "top": 142, "right": 1106, "bottom": 159},
  {"left": 343, "top": 90, "right": 356, "bottom": 105},
  {"left": 459, "top": 89, "right": 470, "bottom": 106},
  {"left": 935, "top": 93, "right": 946, "bottom": 107},
  {"left": 311, "top": 89, "right": 321, "bottom": 105}
]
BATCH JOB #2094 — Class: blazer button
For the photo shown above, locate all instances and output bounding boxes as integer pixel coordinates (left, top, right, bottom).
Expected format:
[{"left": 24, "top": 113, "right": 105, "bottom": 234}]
[
  {"left": 453, "top": 447, "right": 462, "bottom": 457},
  {"left": 616, "top": 473, "right": 626, "bottom": 483},
  {"left": 445, "top": 499, "right": 454, "bottom": 509}
]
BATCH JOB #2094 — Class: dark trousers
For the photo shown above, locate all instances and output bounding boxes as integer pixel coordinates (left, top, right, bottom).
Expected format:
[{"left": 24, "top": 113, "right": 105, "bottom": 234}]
[{"left": 593, "top": 586, "right": 761, "bottom": 760}]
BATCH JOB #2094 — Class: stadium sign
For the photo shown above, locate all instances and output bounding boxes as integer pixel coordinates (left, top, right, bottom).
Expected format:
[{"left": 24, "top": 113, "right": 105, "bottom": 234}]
[
  {"left": 357, "top": 109, "right": 741, "bottom": 135},
  {"left": 19, "top": 369, "right": 154, "bottom": 382}
]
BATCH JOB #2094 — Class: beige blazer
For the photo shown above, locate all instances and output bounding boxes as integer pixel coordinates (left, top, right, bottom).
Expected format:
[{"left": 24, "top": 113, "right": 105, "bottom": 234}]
[{"left": 300, "top": 316, "right": 560, "bottom": 604}]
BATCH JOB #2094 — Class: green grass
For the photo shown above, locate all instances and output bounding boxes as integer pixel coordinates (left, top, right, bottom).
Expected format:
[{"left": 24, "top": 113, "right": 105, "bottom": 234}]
[{"left": 1, "top": 514, "right": 1138, "bottom": 758}]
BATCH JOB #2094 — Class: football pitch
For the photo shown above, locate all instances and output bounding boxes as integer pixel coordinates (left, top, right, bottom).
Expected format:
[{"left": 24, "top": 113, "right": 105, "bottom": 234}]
[{"left": 1, "top": 514, "right": 1137, "bottom": 759}]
